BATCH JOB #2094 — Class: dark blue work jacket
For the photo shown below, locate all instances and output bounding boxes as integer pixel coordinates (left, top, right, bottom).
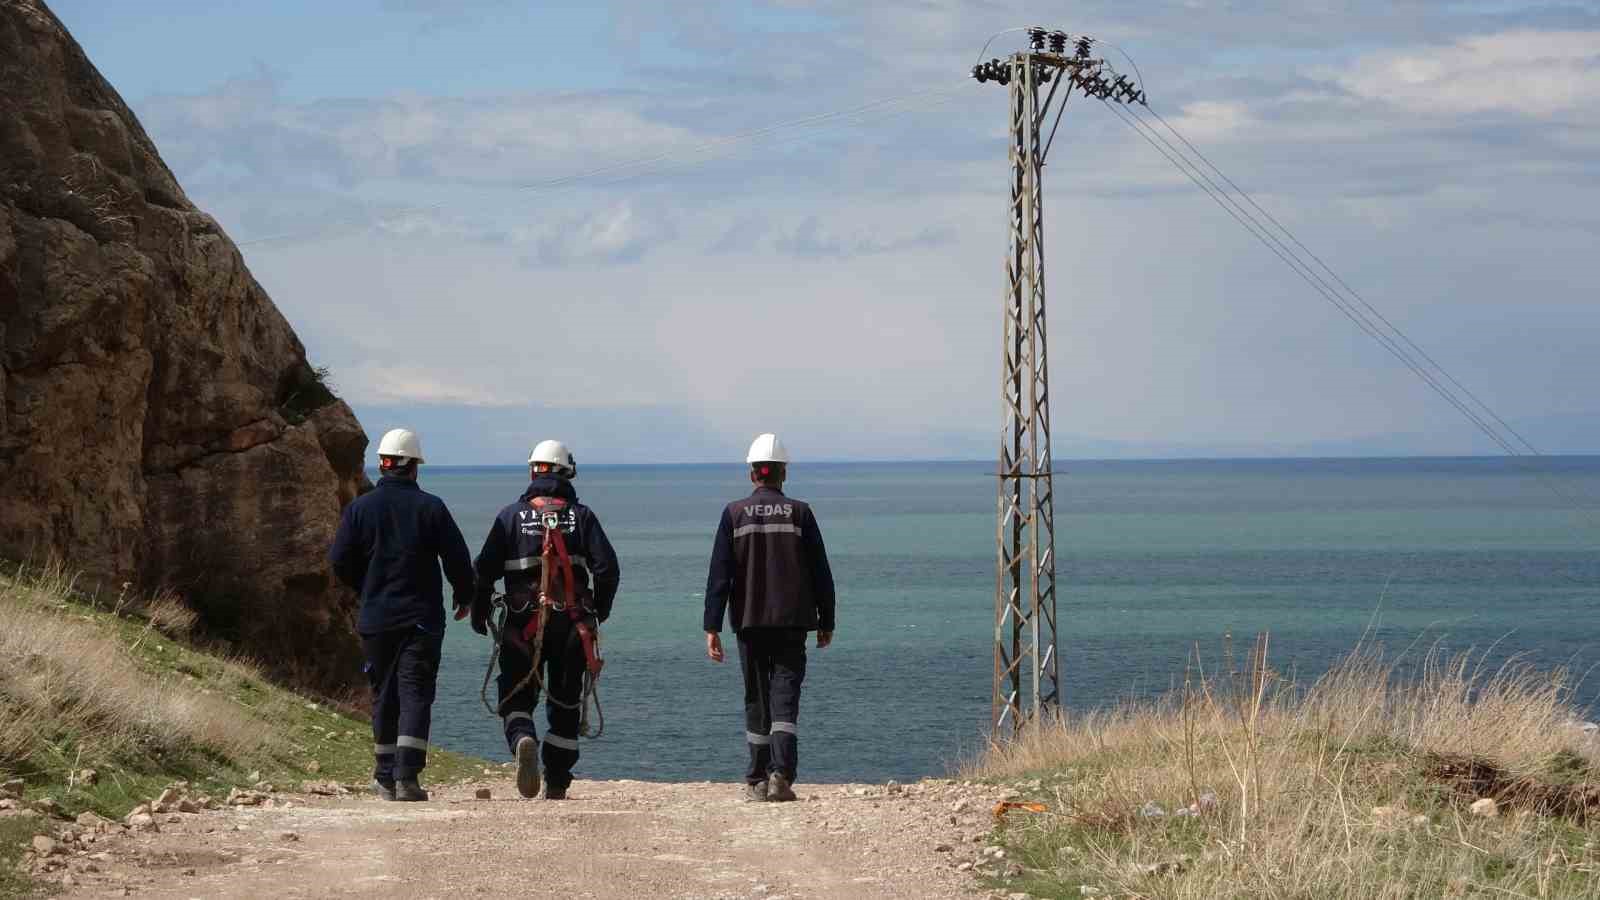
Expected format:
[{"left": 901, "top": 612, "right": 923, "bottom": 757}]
[
  {"left": 329, "top": 476, "right": 474, "bottom": 635},
  {"left": 704, "top": 485, "right": 836, "bottom": 634},
  {"left": 473, "top": 476, "right": 621, "bottom": 623}
]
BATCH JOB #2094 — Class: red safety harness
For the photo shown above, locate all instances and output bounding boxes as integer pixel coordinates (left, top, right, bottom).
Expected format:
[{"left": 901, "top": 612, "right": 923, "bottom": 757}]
[
  {"left": 483, "top": 497, "right": 607, "bottom": 737},
  {"left": 522, "top": 496, "right": 604, "bottom": 677}
]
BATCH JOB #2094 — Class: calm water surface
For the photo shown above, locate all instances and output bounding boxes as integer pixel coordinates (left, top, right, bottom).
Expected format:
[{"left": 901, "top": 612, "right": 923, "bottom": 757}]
[{"left": 401, "top": 458, "right": 1600, "bottom": 783}]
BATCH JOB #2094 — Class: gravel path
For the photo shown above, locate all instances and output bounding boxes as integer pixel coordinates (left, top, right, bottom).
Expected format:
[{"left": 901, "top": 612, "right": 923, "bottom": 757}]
[{"left": 52, "top": 778, "right": 1017, "bottom": 899}]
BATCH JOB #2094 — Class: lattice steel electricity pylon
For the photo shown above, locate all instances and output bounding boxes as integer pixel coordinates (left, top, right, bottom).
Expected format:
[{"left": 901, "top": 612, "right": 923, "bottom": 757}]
[{"left": 973, "top": 28, "right": 1147, "bottom": 739}]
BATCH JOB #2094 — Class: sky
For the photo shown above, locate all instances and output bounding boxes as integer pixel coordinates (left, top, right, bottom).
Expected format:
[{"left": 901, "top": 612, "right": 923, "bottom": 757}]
[{"left": 50, "top": 0, "right": 1600, "bottom": 464}]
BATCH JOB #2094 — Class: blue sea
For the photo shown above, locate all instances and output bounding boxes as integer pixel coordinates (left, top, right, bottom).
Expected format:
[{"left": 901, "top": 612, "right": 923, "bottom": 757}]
[{"left": 414, "top": 457, "right": 1600, "bottom": 784}]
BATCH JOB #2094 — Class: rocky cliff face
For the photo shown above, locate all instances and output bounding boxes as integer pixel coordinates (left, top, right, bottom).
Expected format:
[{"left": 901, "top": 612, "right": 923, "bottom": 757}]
[{"left": 0, "top": 0, "right": 370, "bottom": 692}]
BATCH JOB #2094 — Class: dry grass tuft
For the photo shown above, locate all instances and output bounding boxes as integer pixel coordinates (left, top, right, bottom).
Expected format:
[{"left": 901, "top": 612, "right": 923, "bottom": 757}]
[
  {"left": 139, "top": 590, "right": 201, "bottom": 638},
  {"left": 0, "top": 566, "right": 268, "bottom": 776},
  {"left": 972, "top": 636, "right": 1600, "bottom": 898}
]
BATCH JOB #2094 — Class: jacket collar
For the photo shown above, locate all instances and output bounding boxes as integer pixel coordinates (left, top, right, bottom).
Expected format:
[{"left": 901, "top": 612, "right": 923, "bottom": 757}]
[
  {"left": 520, "top": 475, "right": 578, "bottom": 503},
  {"left": 377, "top": 475, "right": 420, "bottom": 491},
  {"left": 749, "top": 484, "right": 786, "bottom": 498}
]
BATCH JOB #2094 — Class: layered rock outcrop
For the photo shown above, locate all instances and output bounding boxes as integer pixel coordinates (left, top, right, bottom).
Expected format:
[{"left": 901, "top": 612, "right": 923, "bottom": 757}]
[{"left": 0, "top": 0, "right": 369, "bottom": 691}]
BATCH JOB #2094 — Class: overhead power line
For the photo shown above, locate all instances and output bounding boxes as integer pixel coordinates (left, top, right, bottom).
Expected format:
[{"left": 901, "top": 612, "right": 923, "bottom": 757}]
[
  {"left": 1081, "top": 88, "right": 1595, "bottom": 515},
  {"left": 1135, "top": 102, "right": 1543, "bottom": 457},
  {"left": 1100, "top": 99, "right": 1526, "bottom": 459}
]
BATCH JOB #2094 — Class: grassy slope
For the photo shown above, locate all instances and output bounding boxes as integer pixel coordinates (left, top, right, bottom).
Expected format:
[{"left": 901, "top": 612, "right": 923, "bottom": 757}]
[
  {"left": 972, "top": 639, "right": 1600, "bottom": 899},
  {"left": 0, "top": 565, "right": 489, "bottom": 895}
]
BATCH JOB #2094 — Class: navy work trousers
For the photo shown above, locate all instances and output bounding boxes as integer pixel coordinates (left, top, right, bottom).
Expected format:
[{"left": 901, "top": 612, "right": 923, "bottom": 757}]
[
  {"left": 498, "top": 611, "right": 587, "bottom": 792},
  {"left": 737, "top": 627, "right": 807, "bottom": 785},
  {"left": 362, "top": 625, "right": 443, "bottom": 784}
]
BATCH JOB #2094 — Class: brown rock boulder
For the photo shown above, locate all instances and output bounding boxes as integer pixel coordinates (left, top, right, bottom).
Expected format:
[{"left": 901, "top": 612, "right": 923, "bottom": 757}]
[{"left": 0, "top": 0, "right": 370, "bottom": 692}]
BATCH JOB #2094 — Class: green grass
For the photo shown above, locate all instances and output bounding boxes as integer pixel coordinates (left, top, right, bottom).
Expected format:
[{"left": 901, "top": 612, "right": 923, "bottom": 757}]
[
  {"left": 0, "top": 815, "right": 47, "bottom": 898},
  {"left": 0, "top": 564, "right": 491, "bottom": 893}
]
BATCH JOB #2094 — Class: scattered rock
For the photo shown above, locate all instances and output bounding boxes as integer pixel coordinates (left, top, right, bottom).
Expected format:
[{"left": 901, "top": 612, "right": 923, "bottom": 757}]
[
  {"left": 851, "top": 788, "right": 869, "bottom": 797},
  {"left": 956, "top": 861, "right": 974, "bottom": 871},
  {"left": 475, "top": 788, "right": 492, "bottom": 800},
  {"left": 32, "top": 836, "right": 58, "bottom": 856},
  {"left": 76, "top": 812, "right": 112, "bottom": 829},
  {"left": 0, "top": 799, "right": 16, "bottom": 811},
  {"left": 76, "top": 769, "right": 99, "bottom": 787},
  {"left": 983, "top": 846, "right": 1006, "bottom": 859},
  {"left": 1138, "top": 801, "right": 1167, "bottom": 819},
  {"left": 227, "top": 789, "right": 268, "bottom": 807},
  {"left": 125, "top": 814, "right": 159, "bottom": 833},
  {"left": 60, "top": 873, "right": 76, "bottom": 888},
  {"left": 0, "top": 778, "right": 23, "bottom": 800},
  {"left": 1080, "top": 888, "right": 1103, "bottom": 897},
  {"left": 1138, "top": 858, "right": 1189, "bottom": 877},
  {"left": 1470, "top": 798, "right": 1499, "bottom": 818},
  {"left": 156, "top": 788, "right": 180, "bottom": 807},
  {"left": 1008, "top": 893, "right": 1032, "bottom": 900},
  {"left": 182, "top": 867, "right": 196, "bottom": 876},
  {"left": 952, "top": 799, "right": 971, "bottom": 814},
  {"left": 255, "top": 782, "right": 277, "bottom": 793},
  {"left": 934, "top": 843, "right": 953, "bottom": 853},
  {"left": 301, "top": 781, "right": 346, "bottom": 796},
  {"left": 164, "top": 814, "right": 183, "bottom": 824},
  {"left": 177, "top": 799, "right": 201, "bottom": 814},
  {"left": 1196, "top": 792, "right": 1219, "bottom": 811},
  {"left": 305, "top": 760, "right": 321, "bottom": 774},
  {"left": 278, "top": 831, "right": 300, "bottom": 843},
  {"left": 30, "top": 798, "right": 65, "bottom": 818}
]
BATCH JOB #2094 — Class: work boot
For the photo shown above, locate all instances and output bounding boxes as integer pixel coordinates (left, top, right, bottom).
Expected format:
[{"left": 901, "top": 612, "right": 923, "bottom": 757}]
[
  {"left": 371, "top": 779, "right": 396, "bottom": 802},
  {"left": 515, "top": 736, "right": 541, "bottom": 799},
  {"left": 767, "top": 773, "right": 797, "bottom": 803},
  {"left": 394, "top": 779, "right": 429, "bottom": 802},
  {"left": 744, "top": 781, "right": 769, "bottom": 803},
  {"left": 545, "top": 783, "right": 568, "bottom": 800}
]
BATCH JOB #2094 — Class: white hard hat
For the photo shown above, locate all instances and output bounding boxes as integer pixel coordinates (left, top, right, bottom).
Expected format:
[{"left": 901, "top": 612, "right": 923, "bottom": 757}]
[
  {"left": 745, "top": 433, "right": 790, "bottom": 465},
  {"left": 528, "top": 439, "right": 577, "bottom": 478},
  {"left": 376, "top": 428, "right": 425, "bottom": 464}
]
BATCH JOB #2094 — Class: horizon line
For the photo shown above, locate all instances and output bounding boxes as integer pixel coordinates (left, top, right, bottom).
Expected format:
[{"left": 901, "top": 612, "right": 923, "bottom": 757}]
[{"left": 389, "top": 452, "right": 1600, "bottom": 469}]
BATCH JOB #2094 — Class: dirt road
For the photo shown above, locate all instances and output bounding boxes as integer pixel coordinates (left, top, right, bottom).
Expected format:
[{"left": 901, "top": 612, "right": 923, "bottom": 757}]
[{"left": 52, "top": 777, "right": 1019, "bottom": 899}]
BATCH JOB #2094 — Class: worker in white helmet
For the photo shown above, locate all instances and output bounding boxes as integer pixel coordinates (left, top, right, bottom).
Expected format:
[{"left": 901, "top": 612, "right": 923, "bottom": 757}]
[
  {"left": 471, "top": 439, "right": 621, "bottom": 800},
  {"left": 703, "top": 433, "right": 836, "bottom": 802},
  {"left": 329, "top": 428, "right": 474, "bottom": 802}
]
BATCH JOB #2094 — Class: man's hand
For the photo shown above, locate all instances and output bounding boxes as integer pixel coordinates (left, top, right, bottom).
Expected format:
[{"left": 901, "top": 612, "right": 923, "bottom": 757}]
[
  {"left": 817, "top": 630, "right": 833, "bottom": 649},
  {"left": 706, "top": 631, "right": 724, "bottom": 663},
  {"left": 470, "top": 593, "right": 492, "bottom": 636}
]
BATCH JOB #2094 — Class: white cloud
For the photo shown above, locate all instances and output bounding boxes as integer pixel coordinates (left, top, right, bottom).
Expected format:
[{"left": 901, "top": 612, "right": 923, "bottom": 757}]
[
  {"left": 515, "top": 203, "right": 679, "bottom": 266},
  {"left": 340, "top": 364, "right": 524, "bottom": 408},
  {"left": 1162, "top": 100, "right": 1260, "bottom": 142},
  {"left": 121, "top": 4, "right": 1600, "bottom": 458},
  {"left": 142, "top": 75, "right": 702, "bottom": 190},
  {"left": 1335, "top": 30, "right": 1600, "bottom": 119}
]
